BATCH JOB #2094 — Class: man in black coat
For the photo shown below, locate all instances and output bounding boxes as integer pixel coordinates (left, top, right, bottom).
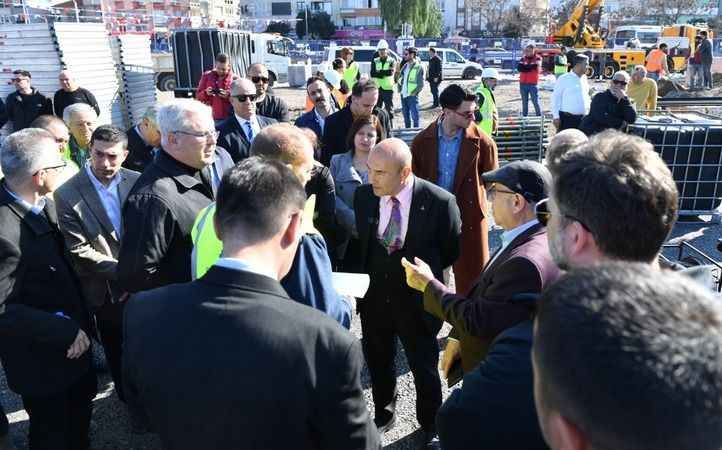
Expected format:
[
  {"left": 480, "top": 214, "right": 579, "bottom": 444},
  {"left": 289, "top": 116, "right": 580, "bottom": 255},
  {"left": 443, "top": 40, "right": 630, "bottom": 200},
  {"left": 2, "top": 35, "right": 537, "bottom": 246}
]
[
  {"left": 427, "top": 47, "right": 443, "bottom": 108},
  {"left": 295, "top": 76, "right": 337, "bottom": 144},
  {"left": 248, "top": 63, "right": 290, "bottom": 122},
  {"left": 353, "top": 138, "right": 461, "bottom": 448},
  {"left": 700, "top": 30, "right": 713, "bottom": 90},
  {"left": 321, "top": 79, "right": 392, "bottom": 167},
  {"left": 53, "top": 71, "right": 100, "bottom": 118},
  {"left": 5, "top": 70, "right": 53, "bottom": 132},
  {"left": 0, "top": 128, "right": 96, "bottom": 450},
  {"left": 580, "top": 71, "right": 636, "bottom": 136},
  {"left": 124, "top": 105, "right": 161, "bottom": 173},
  {"left": 123, "top": 157, "right": 379, "bottom": 450},
  {"left": 117, "top": 100, "right": 234, "bottom": 293},
  {"left": 0, "top": 98, "right": 7, "bottom": 130},
  {"left": 216, "top": 78, "right": 276, "bottom": 163}
]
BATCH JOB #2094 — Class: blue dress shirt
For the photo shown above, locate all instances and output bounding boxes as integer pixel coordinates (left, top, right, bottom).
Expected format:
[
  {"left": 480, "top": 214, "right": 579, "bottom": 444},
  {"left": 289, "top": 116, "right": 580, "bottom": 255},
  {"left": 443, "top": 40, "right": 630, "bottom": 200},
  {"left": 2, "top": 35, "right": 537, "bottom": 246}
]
[
  {"left": 437, "top": 124, "right": 463, "bottom": 192},
  {"left": 85, "top": 165, "right": 122, "bottom": 236}
]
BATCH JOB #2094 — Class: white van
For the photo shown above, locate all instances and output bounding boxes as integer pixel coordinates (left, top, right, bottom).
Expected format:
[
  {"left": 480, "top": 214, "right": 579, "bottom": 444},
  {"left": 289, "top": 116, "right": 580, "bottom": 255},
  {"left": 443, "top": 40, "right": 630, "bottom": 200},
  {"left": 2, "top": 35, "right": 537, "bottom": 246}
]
[
  {"left": 416, "top": 47, "right": 483, "bottom": 79},
  {"left": 612, "top": 26, "right": 662, "bottom": 50},
  {"left": 325, "top": 45, "right": 402, "bottom": 77}
]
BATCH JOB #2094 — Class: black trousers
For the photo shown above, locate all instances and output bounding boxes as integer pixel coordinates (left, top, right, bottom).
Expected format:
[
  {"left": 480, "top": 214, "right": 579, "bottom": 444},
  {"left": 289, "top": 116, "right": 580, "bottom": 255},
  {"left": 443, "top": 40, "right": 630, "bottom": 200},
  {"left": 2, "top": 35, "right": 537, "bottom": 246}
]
[
  {"left": 429, "top": 81, "right": 441, "bottom": 107},
  {"left": 95, "top": 299, "right": 126, "bottom": 402},
  {"left": 376, "top": 88, "right": 394, "bottom": 121},
  {"left": 0, "top": 400, "right": 7, "bottom": 437},
  {"left": 559, "top": 111, "right": 584, "bottom": 131},
  {"left": 21, "top": 369, "right": 97, "bottom": 450},
  {"left": 360, "top": 298, "right": 442, "bottom": 431}
]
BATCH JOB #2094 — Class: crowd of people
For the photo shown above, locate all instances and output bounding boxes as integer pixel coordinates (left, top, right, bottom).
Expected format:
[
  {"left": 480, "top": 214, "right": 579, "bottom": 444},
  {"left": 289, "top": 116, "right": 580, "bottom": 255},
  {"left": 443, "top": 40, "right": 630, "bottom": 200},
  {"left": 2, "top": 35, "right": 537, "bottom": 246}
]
[{"left": 0, "top": 48, "right": 721, "bottom": 450}]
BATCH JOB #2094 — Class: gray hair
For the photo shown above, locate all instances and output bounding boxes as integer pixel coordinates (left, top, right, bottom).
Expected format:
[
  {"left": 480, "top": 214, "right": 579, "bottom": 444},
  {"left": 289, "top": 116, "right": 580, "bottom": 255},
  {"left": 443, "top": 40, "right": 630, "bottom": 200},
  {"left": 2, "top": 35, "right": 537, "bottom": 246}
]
[
  {"left": 612, "top": 70, "right": 631, "bottom": 82},
  {"left": 157, "top": 99, "right": 214, "bottom": 148},
  {"left": 62, "top": 103, "right": 97, "bottom": 124},
  {"left": 0, "top": 128, "right": 57, "bottom": 185},
  {"left": 141, "top": 104, "right": 160, "bottom": 125},
  {"left": 633, "top": 65, "right": 647, "bottom": 75}
]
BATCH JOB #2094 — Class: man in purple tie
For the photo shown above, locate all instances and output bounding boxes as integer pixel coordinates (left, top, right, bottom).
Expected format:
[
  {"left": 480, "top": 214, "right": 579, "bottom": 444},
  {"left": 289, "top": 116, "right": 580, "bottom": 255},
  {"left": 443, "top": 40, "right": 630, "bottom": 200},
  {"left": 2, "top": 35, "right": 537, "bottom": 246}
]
[{"left": 352, "top": 138, "right": 462, "bottom": 449}]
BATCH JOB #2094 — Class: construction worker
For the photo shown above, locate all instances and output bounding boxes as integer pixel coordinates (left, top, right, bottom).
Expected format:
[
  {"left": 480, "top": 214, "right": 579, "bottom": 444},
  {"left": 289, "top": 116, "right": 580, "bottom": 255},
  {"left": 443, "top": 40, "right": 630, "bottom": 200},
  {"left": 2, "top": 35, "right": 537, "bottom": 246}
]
[
  {"left": 554, "top": 46, "right": 568, "bottom": 78},
  {"left": 645, "top": 43, "right": 669, "bottom": 81},
  {"left": 475, "top": 68, "right": 499, "bottom": 137},
  {"left": 371, "top": 39, "right": 396, "bottom": 122},
  {"left": 340, "top": 47, "right": 360, "bottom": 90},
  {"left": 397, "top": 46, "right": 424, "bottom": 128}
]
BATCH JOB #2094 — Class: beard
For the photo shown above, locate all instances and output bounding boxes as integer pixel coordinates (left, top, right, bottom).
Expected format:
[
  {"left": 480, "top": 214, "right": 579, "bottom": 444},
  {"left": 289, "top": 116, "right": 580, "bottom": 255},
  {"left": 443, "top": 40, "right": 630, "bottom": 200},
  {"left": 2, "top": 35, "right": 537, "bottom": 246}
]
[{"left": 548, "top": 229, "right": 570, "bottom": 271}]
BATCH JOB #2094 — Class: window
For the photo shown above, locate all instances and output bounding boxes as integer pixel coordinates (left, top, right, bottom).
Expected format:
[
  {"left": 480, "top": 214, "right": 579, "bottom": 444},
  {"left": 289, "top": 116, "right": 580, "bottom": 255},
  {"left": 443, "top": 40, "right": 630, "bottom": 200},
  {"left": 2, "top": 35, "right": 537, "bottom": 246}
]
[
  {"left": 447, "top": 51, "right": 463, "bottom": 62},
  {"left": 418, "top": 50, "right": 430, "bottom": 61},
  {"left": 271, "top": 2, "right": 291, "bottom": 14}
]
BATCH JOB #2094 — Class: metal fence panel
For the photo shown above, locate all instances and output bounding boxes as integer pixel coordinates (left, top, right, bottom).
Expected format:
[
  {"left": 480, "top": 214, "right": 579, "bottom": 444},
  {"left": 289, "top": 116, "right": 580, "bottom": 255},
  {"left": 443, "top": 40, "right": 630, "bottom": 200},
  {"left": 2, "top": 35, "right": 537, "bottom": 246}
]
[{"left": 112, "top": 34, "right": 157, "bottom": 128}]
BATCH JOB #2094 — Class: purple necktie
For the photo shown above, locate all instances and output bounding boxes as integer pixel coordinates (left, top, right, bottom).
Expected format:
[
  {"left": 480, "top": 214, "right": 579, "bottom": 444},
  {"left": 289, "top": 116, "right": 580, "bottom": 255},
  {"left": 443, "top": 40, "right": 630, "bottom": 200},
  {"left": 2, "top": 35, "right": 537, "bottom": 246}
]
[{"left": 381, "top": 197, "right": 403, "bottom": 254}]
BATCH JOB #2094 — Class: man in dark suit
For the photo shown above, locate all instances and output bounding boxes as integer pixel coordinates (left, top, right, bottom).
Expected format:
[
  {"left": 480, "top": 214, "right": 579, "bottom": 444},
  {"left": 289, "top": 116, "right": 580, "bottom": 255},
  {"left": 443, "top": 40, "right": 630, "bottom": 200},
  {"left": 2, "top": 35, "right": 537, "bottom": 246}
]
[
  {"left": 55, "top": 126, "right": 140, "bottom": 401},
  {"left": 117, "top": 99, "right": 234, "bottom": 293},
  {"left": 123, "top": 157, "right": 379, "bottom": 450},
  {"left": 249, "top": 63, "right": 290, "bottom": 122},
  {"left": 0, "top": 128, "right": 96, "bottom": 450},
  {"left": 427, "top": 47, "right": 443, "bottom": 108},
  {"left": 353, "top": 138, "right": 461, "bottom": 449},
  {"left": 216, "top": 78, "right": 276, "bottom": 163},
  {"left": 321, "top": 79, "right": 392, "bottom": 166},
  {"left": 124, "top": 105, "right": 161, "bottom": 173},
  {"left": 295, "top": 76, "right": 337, "bottom": 144},
  {"left": 402, "top": 160, "right": 560, "bottom": 373}
]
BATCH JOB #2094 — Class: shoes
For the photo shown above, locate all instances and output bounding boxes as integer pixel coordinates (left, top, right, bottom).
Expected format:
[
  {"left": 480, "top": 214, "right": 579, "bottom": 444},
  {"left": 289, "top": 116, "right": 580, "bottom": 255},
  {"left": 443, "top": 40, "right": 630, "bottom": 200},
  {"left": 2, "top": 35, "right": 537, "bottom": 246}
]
[
  {"left": 419, "top": 429, "right": 441, "bottom": 450},
  {"left": 373, "top": 410, "right": 396, "bottom": 434}
]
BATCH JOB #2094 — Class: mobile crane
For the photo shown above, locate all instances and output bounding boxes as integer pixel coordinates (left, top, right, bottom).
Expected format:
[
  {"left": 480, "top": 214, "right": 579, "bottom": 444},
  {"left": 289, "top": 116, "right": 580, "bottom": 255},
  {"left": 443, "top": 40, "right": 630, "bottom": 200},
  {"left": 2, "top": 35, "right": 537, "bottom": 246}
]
[{"left": 549, "top": 0, "right": 646, "bottom": 78}]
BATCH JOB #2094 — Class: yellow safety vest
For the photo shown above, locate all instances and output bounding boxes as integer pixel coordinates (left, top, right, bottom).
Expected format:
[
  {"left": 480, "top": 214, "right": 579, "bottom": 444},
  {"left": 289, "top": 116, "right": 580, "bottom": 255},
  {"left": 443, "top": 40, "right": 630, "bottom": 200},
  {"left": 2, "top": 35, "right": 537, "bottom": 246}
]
[
  {"left": 554, "top": 54, "right": 568, "bottom": 74},
  {"left": 401, "top": 62, "right": 420, "bottom": 96},
  {"left": 372, "top": 57, "right": 394, "bottom": 91},
  {"left": 475, "top": 84, "right": 497, "bottom": 137},
  {"left": 62, "top": 143, "right": 80, "bottom": 171},
  {"left": 343, "top": 61, "right": 359, "bottom": 90},
  {"left": 190, "top": 196, "right": 319, "bottom": 280}
]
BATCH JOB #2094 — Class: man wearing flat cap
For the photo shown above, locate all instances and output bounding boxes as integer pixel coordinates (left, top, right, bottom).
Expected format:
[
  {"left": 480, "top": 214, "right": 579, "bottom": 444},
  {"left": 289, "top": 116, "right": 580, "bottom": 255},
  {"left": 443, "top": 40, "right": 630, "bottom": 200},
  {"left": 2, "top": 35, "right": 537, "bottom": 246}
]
[{"left": 403, "top": 160, "right": 560, "bottom": 373}]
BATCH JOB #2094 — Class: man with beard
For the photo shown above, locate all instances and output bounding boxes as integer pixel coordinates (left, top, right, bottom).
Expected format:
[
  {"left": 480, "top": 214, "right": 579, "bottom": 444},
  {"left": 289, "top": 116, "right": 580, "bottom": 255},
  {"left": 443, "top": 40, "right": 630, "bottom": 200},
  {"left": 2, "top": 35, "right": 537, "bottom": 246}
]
[
  {"left": 295, "top": 77, "right": 336, "bottom": 143},
  {"left": 248, "top": 63, "right": 290, "bottom": 123}
]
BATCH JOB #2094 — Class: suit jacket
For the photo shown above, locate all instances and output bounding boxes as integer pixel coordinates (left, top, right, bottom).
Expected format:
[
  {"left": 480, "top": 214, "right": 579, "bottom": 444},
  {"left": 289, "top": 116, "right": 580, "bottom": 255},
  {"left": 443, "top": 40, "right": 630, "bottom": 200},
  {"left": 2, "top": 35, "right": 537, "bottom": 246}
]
[
  {"left": 216, "top": 114, "right": 277, "bottom": 163},
  {"left": 411, "top": 121, "right": 498, "bottom": 294},
  {"left": 436, "top": 319, "right": 549, "bottom": 450},
  {"left": 424, "top": 223, "right": 560, "bottom": 372},
  {"left": 700, "top": 38, "right": 713, "bottom": 65},
  {"left": 321, "top": 105, "right": 392, "bottom": 167},
  {"left": 295, "top": 109, "right": 324, "bottom": 143},
  {"left": 123, "top": 266, "right": 379, "bottom": 450},
  {"left": 427, "top": 55, "right": 443, "bottom": 82},
  {"left": 0, "top": 183, "right": 92, "bottom": 396},
  {"left": 124, "top": 125, "right": 155, "bottom": 173},
  {"left": 353, "top": 177, "right": 461, "bottom": 315},
  {"left": 55, "top": 167, "right": 140, "bottom": 309}
]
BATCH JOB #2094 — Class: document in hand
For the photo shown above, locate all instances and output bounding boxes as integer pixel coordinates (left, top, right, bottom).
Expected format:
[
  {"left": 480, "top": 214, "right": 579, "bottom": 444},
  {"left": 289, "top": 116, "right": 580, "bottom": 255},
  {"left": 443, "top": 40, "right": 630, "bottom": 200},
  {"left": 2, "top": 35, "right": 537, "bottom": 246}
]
[{"left": 331, "top": 272, "right": 371, "bottom": 298}]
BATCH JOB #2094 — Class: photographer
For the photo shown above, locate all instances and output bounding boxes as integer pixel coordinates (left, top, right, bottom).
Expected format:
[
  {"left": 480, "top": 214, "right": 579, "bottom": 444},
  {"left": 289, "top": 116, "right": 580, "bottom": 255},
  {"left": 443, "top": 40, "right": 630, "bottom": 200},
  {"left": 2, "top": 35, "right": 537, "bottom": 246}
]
[{"left": 196, "top": 53, "right": 237, "bottom": 123}]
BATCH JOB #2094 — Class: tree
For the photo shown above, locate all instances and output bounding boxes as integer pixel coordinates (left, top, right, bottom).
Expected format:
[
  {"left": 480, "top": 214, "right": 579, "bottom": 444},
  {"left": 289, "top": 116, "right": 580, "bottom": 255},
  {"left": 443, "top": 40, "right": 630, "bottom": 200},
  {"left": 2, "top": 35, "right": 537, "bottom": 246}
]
[
  {"left": 610, "top": 0, "right": 714, "bottom": 25},
  {"left": 378, "top": 0, "right": 442, "bottom": 36},
  {"left": 266, "top": 21, "right": 291, "bottom": 36},
  {"left": 295, "top": 10, "right": 337, "bottom": 39},
  {"left": 423, "top": 1, "right": 443, "bottom": 37},
  {"left": 501, "top": 6, "right": 537, "bottom": 38}
]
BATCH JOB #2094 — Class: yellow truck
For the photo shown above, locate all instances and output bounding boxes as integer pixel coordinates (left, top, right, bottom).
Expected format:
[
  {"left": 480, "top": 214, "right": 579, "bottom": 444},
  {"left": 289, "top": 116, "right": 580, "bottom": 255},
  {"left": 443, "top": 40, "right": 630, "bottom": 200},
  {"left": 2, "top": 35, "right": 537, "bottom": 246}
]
[{"left": 659, "top": 24, "right": 713, "bottom": 73}]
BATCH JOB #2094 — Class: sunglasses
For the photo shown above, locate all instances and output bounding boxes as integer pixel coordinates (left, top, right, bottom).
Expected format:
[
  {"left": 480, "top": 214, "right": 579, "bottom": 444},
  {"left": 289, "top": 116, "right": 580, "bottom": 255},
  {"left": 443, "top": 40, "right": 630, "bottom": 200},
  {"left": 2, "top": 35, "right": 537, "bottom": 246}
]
[
  {"left": 11, "top": 78, "right": 28, "bottom": 83},
  {"left": 235, "top": 94, "right": 259, "bottom": 103},
  {"left": 613, "top": 79, "right": 628, "bottom": 86},
  {"left": 450, "top": 108, "right": 479, "bottom": 119},
  {"left": 486, "top": 184, "right": 517, "bottom": 199},
  {"left": 534, "top": 198, "right": 590, "bottom": 231},
  {"left": 251, "top": 76, "right": 269, "bottom": 84}
]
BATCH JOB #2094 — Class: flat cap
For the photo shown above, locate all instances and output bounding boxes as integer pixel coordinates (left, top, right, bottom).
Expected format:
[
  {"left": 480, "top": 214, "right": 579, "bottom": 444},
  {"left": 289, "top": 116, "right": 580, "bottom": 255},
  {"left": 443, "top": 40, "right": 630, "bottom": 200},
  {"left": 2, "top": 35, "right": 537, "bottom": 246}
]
[{"left": 482, "top": 160, "right": 552, "bottom": 203}]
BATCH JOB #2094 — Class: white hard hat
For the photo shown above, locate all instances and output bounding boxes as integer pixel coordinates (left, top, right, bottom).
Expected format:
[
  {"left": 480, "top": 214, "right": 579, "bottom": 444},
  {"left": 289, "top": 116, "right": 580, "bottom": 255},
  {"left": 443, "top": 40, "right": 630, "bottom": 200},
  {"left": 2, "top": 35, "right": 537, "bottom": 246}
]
[
  {"left": 323, "top": 69, "right": 341, "bottom": 90},
  {"left": 481, "top": 67, "right": 499, "bottom": 79},
  {"left": 377, "top": 39, "right": 389, "bottom": 50},
  {"left": 316, "top": 62, "right": 330, "bottom": 74}
]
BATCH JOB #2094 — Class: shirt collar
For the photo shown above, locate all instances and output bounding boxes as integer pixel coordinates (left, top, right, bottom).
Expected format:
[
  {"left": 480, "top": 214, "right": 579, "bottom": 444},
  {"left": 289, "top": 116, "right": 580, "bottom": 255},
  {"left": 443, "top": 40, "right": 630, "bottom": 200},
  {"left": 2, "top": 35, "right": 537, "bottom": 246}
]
[
  {"left": 235, "top": 113, "right": 257, "bottom": 127},
  {"left": 214, "top": 257, "right": 278, "bottom": 281},
  {"left": 85, "top": 164, "right": 121, "bottom": 191},
  {"left": 382, "top": 175, "right": 414, "bottom": 206},
  {"left": 437, "top": 120, "right": 463, "bottom": 141},
  {"left": 4, "top": 184, "right": 46, "bottom": 215},
  {"left": 501, "top": 219, "right": 539, "bottom": 248}
]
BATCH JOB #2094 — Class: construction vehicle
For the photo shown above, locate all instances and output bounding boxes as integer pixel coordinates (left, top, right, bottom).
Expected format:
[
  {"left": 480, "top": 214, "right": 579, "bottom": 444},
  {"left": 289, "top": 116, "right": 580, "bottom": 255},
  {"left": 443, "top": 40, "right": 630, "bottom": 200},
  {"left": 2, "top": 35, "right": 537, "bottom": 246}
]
[
  {"left": 659, "top": 24, "right": 713, "bottom": 73},
  {"left": 612, "top": 25, "right": 662, "bottom": 50},
  {"left": 549, "top": 0, "right": 646, "bottom": 78}
]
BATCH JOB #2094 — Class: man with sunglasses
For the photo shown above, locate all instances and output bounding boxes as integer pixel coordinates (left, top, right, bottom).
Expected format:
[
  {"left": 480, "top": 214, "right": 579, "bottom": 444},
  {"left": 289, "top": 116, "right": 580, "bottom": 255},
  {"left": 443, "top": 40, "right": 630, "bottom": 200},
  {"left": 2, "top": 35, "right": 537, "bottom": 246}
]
[
  {"left": 402, "top": 161, "right": 559, "bottom": 450},
  {"left": 196, "top": 53, "right": 236, "bottom": 123},
  {"left": 217, "top": 78, "right": 277, "bottom": 163},
  {"left": 117, "top": 99, "right": 234, "bottom": 293},
  {"left": 410, "top": 84, "right": 498, "bottom": 296},
  {"left": 248, "top": 63, "right": 290, "bottom": 123},
  {"left": 0, "top": 128, "right": 97, "bottom": 450},
  {"left": 580, "top": 71, "right": 636, "bottom": 136},
  {"left": 5, "top": 70, "right": 53, "bottom": 132}
]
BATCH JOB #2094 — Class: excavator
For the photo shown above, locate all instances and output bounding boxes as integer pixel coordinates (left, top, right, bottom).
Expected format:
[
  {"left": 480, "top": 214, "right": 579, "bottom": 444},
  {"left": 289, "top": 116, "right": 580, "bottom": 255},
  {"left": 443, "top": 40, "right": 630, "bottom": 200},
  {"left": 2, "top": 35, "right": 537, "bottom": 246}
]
[{"left": 549, "top": 0, "right": 646, "bottom": 78}]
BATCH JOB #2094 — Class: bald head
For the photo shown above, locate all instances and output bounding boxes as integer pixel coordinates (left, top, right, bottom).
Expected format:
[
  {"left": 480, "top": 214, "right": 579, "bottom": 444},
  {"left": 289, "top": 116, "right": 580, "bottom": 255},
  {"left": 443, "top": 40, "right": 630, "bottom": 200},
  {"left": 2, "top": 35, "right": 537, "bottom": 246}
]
[
  {"left": 58, "top": 69, "right": 78, "bottom": 92},
  {"left": 368, "top": 138, "right": 413, "bottom": 197},
  {"left": 546, "top": 129, "right": 588, "bottom": 172},
  {"left": 250, "top": 123, "right": 315, "bottom": 186}
]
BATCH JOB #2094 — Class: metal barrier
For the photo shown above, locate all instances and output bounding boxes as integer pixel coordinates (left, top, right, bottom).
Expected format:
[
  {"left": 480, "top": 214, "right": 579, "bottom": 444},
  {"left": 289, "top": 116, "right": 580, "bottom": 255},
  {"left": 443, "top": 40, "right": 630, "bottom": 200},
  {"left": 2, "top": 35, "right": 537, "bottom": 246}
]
[
  {"left": 391, "top": 115, "right": 548, "bottom": 166},
  {"left": 628, "top": 112, "right": 722, "bottom": 222},
  {"left": 660, "top": 241, "right": 722, "bottom": 292}
]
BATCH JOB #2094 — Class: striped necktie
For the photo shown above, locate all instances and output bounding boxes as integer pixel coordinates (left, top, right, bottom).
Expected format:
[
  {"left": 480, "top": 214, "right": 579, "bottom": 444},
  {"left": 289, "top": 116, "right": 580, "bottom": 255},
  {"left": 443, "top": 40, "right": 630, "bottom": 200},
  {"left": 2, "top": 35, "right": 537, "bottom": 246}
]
[
  {"left": 381, "top": 197, "right": 403, "bottom": 254},
  {"left": 245, "top": 121, "right": 254, "bottom": 142}
]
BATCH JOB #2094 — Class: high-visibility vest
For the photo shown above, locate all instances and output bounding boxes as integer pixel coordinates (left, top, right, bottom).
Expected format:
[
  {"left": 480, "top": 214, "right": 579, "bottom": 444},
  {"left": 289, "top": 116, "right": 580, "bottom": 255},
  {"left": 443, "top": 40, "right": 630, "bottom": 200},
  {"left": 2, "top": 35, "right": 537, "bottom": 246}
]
[
  {"left": 646, "top": 49, "right": 666, "bottom": 75},
  {"left": 62, "top": 143, "right": 81, "bottom": 171},
  {"left": 372, "top": 57, "right": 394, "bottom": 90},
  {"left": 400, "top": 62, "right": 421, "bottom": 96},
  {"left": 190, "top": 195, "right": 319, "bottom": 280},
  {"left": 343, "top": 61, "right": 359, "bottom": 90},
  {"left": 554, "top": 54, "right": 568, "bottom": 74},
  {"left": 475, "top": 84, "right": 497, "bottom": 137}
]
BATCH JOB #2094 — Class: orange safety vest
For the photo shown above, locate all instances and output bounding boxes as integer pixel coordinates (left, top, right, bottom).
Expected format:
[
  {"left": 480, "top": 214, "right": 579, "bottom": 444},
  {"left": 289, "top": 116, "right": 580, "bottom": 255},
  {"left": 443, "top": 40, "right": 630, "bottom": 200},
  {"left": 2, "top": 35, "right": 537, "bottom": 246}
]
[{"left": 646, "top": 49, "right": 666, "bottom": 75}]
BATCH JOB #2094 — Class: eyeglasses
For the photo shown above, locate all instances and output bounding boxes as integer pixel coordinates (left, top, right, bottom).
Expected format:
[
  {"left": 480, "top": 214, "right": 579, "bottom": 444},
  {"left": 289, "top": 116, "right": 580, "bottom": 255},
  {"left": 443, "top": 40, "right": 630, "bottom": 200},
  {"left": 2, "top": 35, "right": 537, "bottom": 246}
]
[
  {"left": 235, "top": 94, "right": 259, "bottom": 103},
  {"left": 11, "top": 78, "right": 28, "bottom": 83},
  {"left": 35, "top": 160, "right": 67, "bottom": 174},
  {"left": 486, "top": 184, "right": 517, "bottom": 199},
  {"left": 613, "top": 79, "right": 628, "bottom": 86},
  {"left": 534, "top": 198, "right": 590, "bottom": 231},
  {"left": 173, "top": 129, "right": 218, "bottom": 140},
  {"left": 251, "top": 76, "right": 269, "bottom": 84},
  {"left": 450, "top": 108, "right": 478, "bottom": 119}
]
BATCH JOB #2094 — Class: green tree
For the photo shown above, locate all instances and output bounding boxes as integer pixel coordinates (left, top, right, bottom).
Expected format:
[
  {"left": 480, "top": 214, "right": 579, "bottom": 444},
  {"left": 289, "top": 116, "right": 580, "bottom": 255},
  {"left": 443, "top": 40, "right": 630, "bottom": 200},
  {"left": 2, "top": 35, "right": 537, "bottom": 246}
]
[
  {"left": 379, "top": 0, "right": 441, "bottom": 36},
  {"left": 420, "top": 0, "right": 442, "bottom": 36},
  {"left": 379, "top": 0, "right": 404, "bottom": 31},
  {"left": 266, "top": 21, "right": 291, "bottom": 36},
  {"left": 295, "top": 10, "right": 337, "bottom": 39},
  {"left": 295, "top": 10, "right": 308, "bottom": 39}
]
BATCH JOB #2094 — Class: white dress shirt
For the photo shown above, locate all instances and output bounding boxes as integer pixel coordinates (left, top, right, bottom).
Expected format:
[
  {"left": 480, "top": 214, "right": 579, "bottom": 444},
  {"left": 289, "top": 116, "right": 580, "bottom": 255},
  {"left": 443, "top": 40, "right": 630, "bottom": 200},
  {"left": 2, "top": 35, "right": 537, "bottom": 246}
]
[
  {"left": 551, "top": 72, "right": 591, "bottom": 119},
  {"left": 235, "top": 114, "right": 261, "bottom": 141},
  {"left": 487, "top": 219, "right": 539, "bottom": 268},
  {"left": 86, "top": 164, "right": 122, "bottom": 235},
  {"left": 314, "top": 108, "right": 326, "bottom": 134},
  {"left": 214, "top": 257, "right": 277, "bottom": 280},
  {"left": 377, "top": 176, "right": 415, "bottom": 246}
]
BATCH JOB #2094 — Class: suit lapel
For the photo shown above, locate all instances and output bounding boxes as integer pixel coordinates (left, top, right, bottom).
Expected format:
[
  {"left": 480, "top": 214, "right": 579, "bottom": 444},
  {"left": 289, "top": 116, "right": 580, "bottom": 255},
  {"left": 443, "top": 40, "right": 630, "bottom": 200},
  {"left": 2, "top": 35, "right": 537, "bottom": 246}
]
[
  {"left": 403, "top": 177, "right": 425, "bottom": 252},
  {"left": 233, "top": 116, "right": 251, "bottom": 146},
  {"left": 482, "top": 223, "right": 544, "bottom": 280},
  {"left": 451, "top": 126, "right": 479, "bottom": 195},
  {"left": 78, "top": 169, "right": 118, "bottom": 242},
  {"left": 117, "top": 168, "right": 134, "bottom": 206},
  {"left": 420, "top": 123, "right": 440, "bottom": 184}
]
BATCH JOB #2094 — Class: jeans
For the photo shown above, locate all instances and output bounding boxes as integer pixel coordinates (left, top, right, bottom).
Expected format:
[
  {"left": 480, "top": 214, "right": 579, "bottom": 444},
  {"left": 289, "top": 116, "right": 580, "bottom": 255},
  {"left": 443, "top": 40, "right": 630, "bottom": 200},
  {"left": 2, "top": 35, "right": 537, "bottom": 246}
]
[
  {"left": 702, "top": 63, "right": 713, "bottom": 89},
  {"left": 688, "top": 64, "right": 702, "bottom": 89},
  {"left": 401, "top": 95, "right": 420, "bottom": 128},
  {"left": 429, "top": 81, "right": 441, "bottom": 106},
  {"left": 646, "top": 72, "right": 659, "bottom": 81},
  {"left": 519, "top": 83, "right": 541, "bottom": 116}
]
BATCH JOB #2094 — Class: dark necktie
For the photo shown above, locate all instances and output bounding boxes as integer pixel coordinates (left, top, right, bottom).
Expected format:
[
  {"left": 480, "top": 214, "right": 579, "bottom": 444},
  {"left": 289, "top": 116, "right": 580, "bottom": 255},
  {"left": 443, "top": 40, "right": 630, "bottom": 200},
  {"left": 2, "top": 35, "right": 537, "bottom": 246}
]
[
  {"left": 245, "top": 121, "right": 254, "bottom": 142},
  {"left": 381, "top": 197, "right": 403, "bottom": 254}
]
